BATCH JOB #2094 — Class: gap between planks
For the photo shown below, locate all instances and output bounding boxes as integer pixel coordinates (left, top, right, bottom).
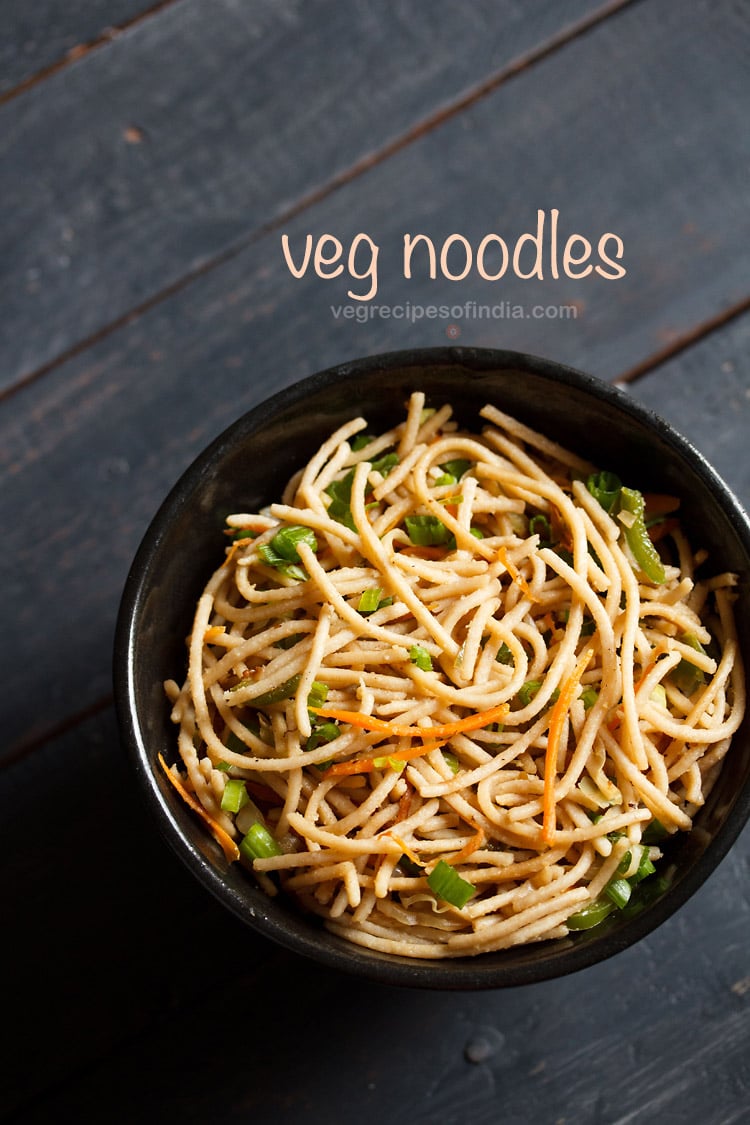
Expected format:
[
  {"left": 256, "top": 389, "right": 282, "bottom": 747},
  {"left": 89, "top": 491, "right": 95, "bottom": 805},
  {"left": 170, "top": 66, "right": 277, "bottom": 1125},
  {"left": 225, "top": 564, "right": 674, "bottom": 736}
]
[
  {"left": 615, "top": 294, "right": 750, "bottom": 386},
  {"left": 0, "top": 0, "right": 185, "bottom": 108}
]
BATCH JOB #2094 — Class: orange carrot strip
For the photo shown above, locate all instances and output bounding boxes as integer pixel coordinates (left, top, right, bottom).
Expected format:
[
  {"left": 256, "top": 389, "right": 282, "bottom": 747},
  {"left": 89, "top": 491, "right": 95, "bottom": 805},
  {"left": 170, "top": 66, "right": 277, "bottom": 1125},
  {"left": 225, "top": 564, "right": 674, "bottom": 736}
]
[
  {"left": 387, "top": 834, "right": 423, "bottom": 867},
  {"left": 322, "top": 740, "right": 446, "bottom": 778},
  {"left": 497, "top": 545, "right": 538, "bottom": 603},
  {"left": 446, "top": 823, "right": 486, "bottom": 865},
  {"left": 158, "top": 753, "right": 240, "bottom": 862},
  {"left": 542, "top": 647, "right": 595, "bottom": 846},
  {"left": 311, "top": 702, "right": 509, "bottom": 742},
  {"left": 204, "top": 625, "right": 225, "bottom": 642}
]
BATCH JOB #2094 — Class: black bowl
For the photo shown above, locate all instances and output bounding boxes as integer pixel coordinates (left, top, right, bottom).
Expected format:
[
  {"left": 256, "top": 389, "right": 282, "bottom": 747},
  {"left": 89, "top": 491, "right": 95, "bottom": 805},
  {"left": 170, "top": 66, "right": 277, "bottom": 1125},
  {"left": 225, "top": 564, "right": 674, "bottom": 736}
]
[{"left": 114, "top": 347, "right": 750, "bottom": 989}]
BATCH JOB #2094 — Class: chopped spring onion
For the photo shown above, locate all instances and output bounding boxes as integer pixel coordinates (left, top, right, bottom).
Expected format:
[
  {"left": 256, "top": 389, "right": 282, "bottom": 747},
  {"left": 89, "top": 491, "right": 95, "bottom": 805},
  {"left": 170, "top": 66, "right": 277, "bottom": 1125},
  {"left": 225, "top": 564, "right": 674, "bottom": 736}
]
[
  {"left": 427, "top": 860, "right": 476, "bottom": 909},
  {"left": 439, "top": 458, "right": 472, "bottom": 480},
  {"left": 405, "top": 514, "right": 452, "bottom": 546},
  {"left": 619, "top": 487, "right": 666, "bottom": 584},
  {"left": 604, "top": 876, "right": 632, "bottom": 909},
  {"left": 528, "top": 513, "right": 552, "bottom": 545},
  {"left": 580, "top": 686, "right": 599, "bottom": 710},
  {"left": 256, "top": 544, "right": 308, "bottom": 582},
  {"left": 409, "top": 644, "right": 433, "bottom": 671},
  {"left": 441, "top": 750, "right": 460, "bottom": 775},
  {"left": 306, "top": 681, "right": 329, "bottom": 712},
  {"left": 245, "top": 673, "right": 302, "bottom": 706},
  {"left": 518, "top": 680, "right": 542, "bottom": 706},
  {"left": 221, "top": 778, "right": 250, "bottom": 813},
  {"left": 587, "top": 470, "right": 622, "bottom": 514},
  {"left": 358, "top": 586, "right": 383, "bottom": 614},
  {"left": 671, "top": 633, "right": 707, "bottom": 695},
  {"left": 642, "top": 818, "right": 669, "bottom": 844},
  {"left": 495, "top": 642, "right": 514, "bottom": 666},
  {"left": 232, "top": 527, "right": 257, "bottom": 540},
  {"left": 269, "top": 524, "right": 318, "bottom": 562},
  {"left": 566, "top": 896, "right": 615, "bottom": 930},
  {"left": 306, "top": 721, "right": 340, "bottom": 751},
  {"left": 239, "top": 822, "right": 283, "bottom": 861},
  {"left": 351, "top": 433, "right": 375, "bottom": 451}
]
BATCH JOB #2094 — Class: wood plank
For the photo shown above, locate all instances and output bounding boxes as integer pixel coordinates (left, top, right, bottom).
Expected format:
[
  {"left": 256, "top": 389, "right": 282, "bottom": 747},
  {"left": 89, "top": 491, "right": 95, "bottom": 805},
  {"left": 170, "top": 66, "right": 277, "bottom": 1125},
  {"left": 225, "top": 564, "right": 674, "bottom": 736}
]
[
  {"left": 0, "top": 0, "right": 629, "bottom": 390},
  {"left": 2, "top": 0, "right": 750, "bottom": 759},
  {"left": 0, "top": 0, "right": 169, "bottom": 95},
  {"left": 0, "top": 705, "right": 260, "bottom": 1120},
  {"left": 4, "top": 704, "right": 748, "bottom": 1120}
]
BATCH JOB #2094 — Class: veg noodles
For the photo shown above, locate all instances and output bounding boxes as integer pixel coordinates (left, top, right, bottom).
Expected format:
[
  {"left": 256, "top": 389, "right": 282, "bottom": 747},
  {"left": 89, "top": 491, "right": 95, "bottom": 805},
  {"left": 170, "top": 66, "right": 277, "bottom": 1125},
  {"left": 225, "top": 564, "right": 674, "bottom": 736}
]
[{"left": 163, "top": 393, "right": 744, "bottom": 958}]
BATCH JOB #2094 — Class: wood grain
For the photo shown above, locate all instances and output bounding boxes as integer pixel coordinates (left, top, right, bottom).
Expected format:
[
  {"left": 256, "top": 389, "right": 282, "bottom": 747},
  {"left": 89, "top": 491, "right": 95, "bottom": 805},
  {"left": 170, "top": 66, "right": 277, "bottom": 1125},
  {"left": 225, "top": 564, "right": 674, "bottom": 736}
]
[
  {"left": 3, "top": 700, "right": 748, "bottom": 1121},
  {"left": 0, "top": 0, "right": 173, "bottom": 96},
  {"left": 0, "top": 0, "right": 630, "bottom": 391},
  {"left": 2, "top": 77, "right": 750, "bottom": 760}
]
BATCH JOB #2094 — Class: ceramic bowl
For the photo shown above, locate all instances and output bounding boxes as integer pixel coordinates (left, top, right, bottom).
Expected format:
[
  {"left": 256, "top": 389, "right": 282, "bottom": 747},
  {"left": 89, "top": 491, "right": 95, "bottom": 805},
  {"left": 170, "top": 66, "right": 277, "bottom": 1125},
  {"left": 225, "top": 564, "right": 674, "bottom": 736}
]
[{"left": 114, "top": 347, "right": 750, "bottom": 989}]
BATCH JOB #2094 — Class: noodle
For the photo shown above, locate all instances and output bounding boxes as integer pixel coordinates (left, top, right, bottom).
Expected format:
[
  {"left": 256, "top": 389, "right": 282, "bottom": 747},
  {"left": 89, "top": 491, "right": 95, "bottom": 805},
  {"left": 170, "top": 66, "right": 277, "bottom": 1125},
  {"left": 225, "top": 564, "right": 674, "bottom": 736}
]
[{"left": 163, "top": 395, "right": 744, "bottom": 957}]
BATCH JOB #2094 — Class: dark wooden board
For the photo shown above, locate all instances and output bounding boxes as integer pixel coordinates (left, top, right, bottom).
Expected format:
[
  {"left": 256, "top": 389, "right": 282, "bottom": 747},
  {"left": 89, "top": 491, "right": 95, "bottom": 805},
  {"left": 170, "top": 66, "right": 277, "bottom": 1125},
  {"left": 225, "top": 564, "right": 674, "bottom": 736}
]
[
  {"left": 0, "top": 0, "right": 169, "bottom": 95},
  {"left": 3, "top": 707, "right": 748, "bottom": 1123},
  {"left": 3, "top": 14, "right": 750, "bottom": 760},
  {"left": 0, "top": 0, "right": 619, "bottom": 391}
]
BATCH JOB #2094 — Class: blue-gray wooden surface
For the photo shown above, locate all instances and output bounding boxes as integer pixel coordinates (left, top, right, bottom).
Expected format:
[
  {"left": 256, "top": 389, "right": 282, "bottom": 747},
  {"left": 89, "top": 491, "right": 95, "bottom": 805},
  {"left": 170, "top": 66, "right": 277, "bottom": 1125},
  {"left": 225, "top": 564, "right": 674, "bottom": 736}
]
[{"left": 2, "top": 2, "right": 749, "bottom": 1122}]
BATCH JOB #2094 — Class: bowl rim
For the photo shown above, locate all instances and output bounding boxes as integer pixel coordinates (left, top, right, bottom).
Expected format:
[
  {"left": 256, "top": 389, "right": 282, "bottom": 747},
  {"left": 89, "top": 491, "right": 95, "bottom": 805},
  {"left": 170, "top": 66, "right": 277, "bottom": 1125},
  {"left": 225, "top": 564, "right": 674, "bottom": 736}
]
[{"left": 114, "top": 345, "right": 750, "bottom": 989}]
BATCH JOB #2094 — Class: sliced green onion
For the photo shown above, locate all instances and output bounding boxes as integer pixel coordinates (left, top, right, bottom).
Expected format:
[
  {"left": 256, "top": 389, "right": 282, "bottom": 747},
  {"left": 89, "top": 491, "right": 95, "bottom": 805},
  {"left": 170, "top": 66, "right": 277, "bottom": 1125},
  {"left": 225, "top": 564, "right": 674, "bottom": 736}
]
[
  {"left": 427, "top": 860, "right": 476, "bottom": 909},
  {"left": 306, "top": 722, "right": 340, "bottom": 751},
  {"left": 566, "top": 896, "right": 615, "bottom": 930},
  {"left": 405, "top": 514, "right": 452, "bottom": 546},
  {"left": 398, "top": 854, "right": 423, "bottom": 876},
  {"left": 351, "top": 433, "right": 374, "bottom": 451},
  {"left": 239, "top": 822, "right": 282, "bottom": 861},
  {"left": 257, "top": 543, "right": 308, "bottom": 582},
  {"left": 306, "top": 680, "right": 329, "bottom": 711},
  {"left": 580, "top": 686, "right": 599, "bottom": 710},
  {"left": 275, "top": 632, "right": 304, "bottom": 650},
  {"left": 434, "top": 472, "right": 457, "bottom": 487},
  {"left": 269, "top": 524, "right": 317, "bottom": 562},
  {"left": 528, "top": 513, "right": 552, "bottom": 545},
  {"left": 518, "top": 680, "right": 542, "bottom": 706},
  {"left": 439, "top": 458, "right": 472, "bottom": 480},
  {"left": 215, "top": 760, "right": 233, "bottom": 772},
  {"left": 221, "top": 778, "right": 249, "bottom": 813},
  {"left": 630, "top": 850, "right": 656, "bottom": 886},
  {"left": 247, "top": 673, "right": 302, "bottom": 706},
  {"left": 587, "top": 470, "right": 622, "bottom": 513},
  {"left": 441, "top": 750, "right": 460, "bottom": 775},
  {"left": 642, "top": 818, "right": 669, "bottom": 844},
  {"left": 232, "top": 528, "right": 257, "bottom": 540},
  {"left": 371, "top": 452, "right": 399, "bottom": 477},
  {"left": 495, "top": 642, "right": 514, "bottom": 666},
  {"left": 409, "top": 644, "right": 433, "bottom": 671},
  {"left": 604, "top": 876, "right": 632, "bottom": 909},
  {"left": 671, "top": 633, "right": 707, "bottom": 695},
  {"left": 358, "top": 586, "right": 383, "bottom": 614},
  {"left": 469, "top": 526, "right": 484, "bottom": 540},
  {"left": 619, "top": 487, "right": 665, "bottom": 584}
]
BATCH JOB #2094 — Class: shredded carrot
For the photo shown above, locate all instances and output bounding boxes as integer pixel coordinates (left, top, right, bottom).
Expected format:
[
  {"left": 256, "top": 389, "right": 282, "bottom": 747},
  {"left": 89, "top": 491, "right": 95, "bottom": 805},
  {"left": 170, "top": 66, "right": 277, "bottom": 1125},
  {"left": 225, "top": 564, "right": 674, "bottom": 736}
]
[
  {"left": 221, "top": 539, "right": 245, "bottom": 568},
  {"left": 446, "top": 821, "right": 486, "bottom": 865},
  {"left": 647, "top": 517, "right": 679, "bottom": 543},
  {"left": 497, "top": 545, "right": 538, "bottom": 602},
  {"left": 643, "top": 493, "right": 680, "bottom": 518},
  {"left": 158, "top": 753, "right": 240, "bottom": 863},
  {"left": 204, "top": 625, "right": 225, "bottom": 643},
  {"left": 322, "top": 740, "right": 447, "bottom": 778},
  {"left": 541, "top": 648, "right": 595, "bottom": 846},
  {"left": 386, "top": 833, "right": 423, "bottom": 867},
  {"left": 311, "top": 702, "right": 509, "bottom": 741}
]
